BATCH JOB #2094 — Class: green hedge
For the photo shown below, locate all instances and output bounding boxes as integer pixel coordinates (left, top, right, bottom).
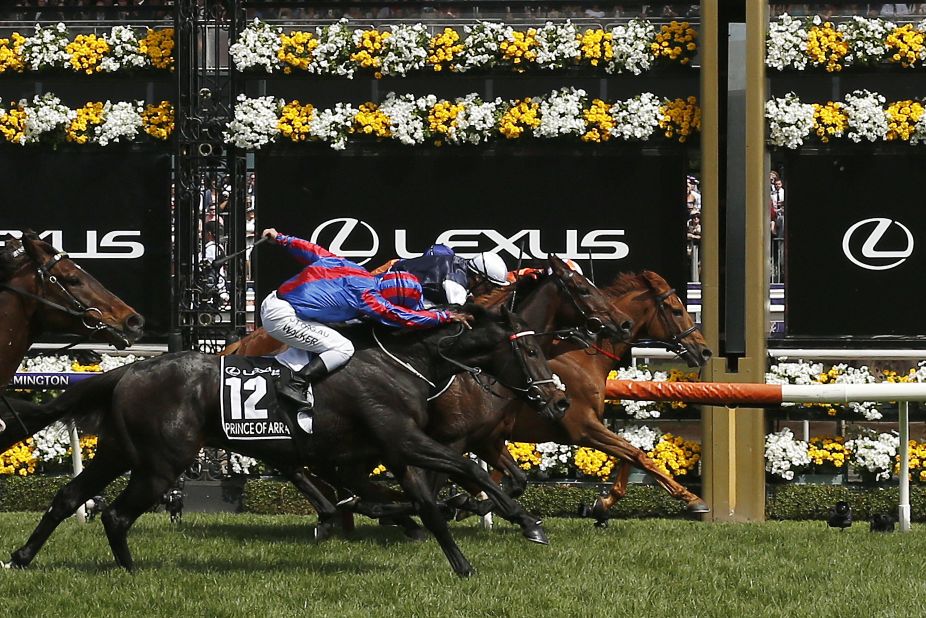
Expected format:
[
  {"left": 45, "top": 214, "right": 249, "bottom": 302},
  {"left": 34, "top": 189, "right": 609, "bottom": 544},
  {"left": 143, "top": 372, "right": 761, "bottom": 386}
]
[{"left": 2, "top": 476, "right": 924, "bottom": 521}]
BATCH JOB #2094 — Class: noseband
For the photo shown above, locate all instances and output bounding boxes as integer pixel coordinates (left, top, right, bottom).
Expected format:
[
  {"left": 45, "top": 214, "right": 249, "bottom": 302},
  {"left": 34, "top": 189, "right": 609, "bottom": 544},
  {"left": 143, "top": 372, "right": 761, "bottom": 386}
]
[{"left": 551, "top": 271, "right": 614, "bottom": 339}]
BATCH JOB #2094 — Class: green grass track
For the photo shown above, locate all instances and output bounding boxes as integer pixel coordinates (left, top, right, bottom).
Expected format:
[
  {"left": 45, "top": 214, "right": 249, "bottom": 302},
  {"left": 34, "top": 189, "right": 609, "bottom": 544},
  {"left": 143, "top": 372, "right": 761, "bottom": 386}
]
[{"left": 0, "top": 513, "right": 923, "bottom": 617}]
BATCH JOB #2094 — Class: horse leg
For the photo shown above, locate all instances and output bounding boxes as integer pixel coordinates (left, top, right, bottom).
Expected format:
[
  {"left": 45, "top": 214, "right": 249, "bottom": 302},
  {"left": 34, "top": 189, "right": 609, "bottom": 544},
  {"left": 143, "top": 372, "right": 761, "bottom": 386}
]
[
  {"left": 8, "top": 448, "right": 128, "bottom": 568},
  {"left": 101, "top": 463, "right": 188, "bottom": 571},
  {"left": 476, "top": 441, "right": 528, "bottom": 499},
  {"left": 279, "top": 467, "right": 340, "bottom": 542},
  {"left": 389, "top": 430, "right": 548, "bottom": 545},
  {"left": 590, "top": 462, "right": 631, "bottom": 527},
  {"left": 391, "top": 464, "right": 473, "bottom": 577},
  {"left": 326, "top": 464, "right": 428, "bottom": 541},
  {"left": 579, "top": 424, "right": 709, "bottom": 514}
]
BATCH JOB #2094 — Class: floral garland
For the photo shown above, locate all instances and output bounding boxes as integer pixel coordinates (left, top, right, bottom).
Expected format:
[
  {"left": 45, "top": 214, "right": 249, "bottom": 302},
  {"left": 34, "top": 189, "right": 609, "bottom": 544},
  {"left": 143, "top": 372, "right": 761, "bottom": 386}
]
[
  {"left": 767, "top": 14, "right": 926, "bottom": 71},
  {"left": 765, "top": 90, "right": 926, "bottom": 148},
  {"left": 506, "top": 427, "right": 700, "bottom": 481},
  {"left": 0, "top": 23, "right": 174, "bottom": 74},
  {"left": 226, "top": 89, "right": 701, "bottom": 150},
  {"left": 231, "top": 18, "right": 696, "bottom": 77},
  {"left": 0, "top": 94, "right": 175, "bottom": 146}
]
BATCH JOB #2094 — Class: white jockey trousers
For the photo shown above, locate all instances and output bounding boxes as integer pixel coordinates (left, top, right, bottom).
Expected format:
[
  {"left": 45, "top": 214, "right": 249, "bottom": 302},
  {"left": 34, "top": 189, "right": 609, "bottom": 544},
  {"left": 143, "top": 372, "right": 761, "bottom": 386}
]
[{"left": 260, "top": 291, "right": 354, "bottom": 371}]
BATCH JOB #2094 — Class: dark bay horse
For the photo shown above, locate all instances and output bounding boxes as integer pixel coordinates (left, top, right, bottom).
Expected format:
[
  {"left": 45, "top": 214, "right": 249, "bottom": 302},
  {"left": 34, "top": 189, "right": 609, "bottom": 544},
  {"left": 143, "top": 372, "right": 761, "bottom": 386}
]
[
  {"left": 6, "top": 305, "right": 567, "bottom": 577},
  {"left": 0, "top": 231, "right": 143, "bottom": 438}
]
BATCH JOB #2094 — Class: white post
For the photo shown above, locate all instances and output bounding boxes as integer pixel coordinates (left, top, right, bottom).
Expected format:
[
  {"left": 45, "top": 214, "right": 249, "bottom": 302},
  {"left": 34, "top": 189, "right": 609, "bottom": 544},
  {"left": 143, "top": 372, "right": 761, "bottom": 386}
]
[
  {"left": 898, "top": 401, "right": 911, "bottom": 532},
  {"left": 68, "top": 421, "right": 86, "bottom": 524},
  {"left": 801, "top": 419, "right": 809, "bottom": 443}
]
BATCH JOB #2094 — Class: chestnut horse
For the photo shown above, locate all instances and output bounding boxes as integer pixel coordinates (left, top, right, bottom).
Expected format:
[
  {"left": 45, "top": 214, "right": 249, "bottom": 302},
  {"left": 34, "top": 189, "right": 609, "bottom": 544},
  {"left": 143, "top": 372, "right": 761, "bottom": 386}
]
[{"left": 0, "top": 231, "right": 143, "bottom": 439}]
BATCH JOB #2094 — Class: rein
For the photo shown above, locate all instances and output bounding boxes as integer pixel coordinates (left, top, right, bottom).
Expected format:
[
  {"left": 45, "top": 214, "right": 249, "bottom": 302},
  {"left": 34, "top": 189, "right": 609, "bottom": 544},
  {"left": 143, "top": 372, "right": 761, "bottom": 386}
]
[{"left": 632, "top": 287, "right": 700, "bottom": 359}]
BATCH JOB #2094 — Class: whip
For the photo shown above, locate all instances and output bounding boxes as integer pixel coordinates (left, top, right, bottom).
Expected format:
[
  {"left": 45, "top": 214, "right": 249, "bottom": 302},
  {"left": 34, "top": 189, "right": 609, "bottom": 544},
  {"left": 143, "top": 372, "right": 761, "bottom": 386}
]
[{"left": 211, "top": 235, "right": 269, "bottom": 267}]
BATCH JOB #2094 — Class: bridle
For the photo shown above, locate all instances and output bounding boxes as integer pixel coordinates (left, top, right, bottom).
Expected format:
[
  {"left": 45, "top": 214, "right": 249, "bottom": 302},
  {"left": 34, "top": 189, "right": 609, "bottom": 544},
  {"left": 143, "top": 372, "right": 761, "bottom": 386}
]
[
  {"left": 0, "top": 246, "right": 119, "bottom": 338},
  {"left": 548, "top": 269, "right": 617, "bottom": 340},
  {"left": 633, "top": 286, "right": 700, "bottom": 361},
  {"left": 436, "top": 325, "right": 562, "bottom": 408}
]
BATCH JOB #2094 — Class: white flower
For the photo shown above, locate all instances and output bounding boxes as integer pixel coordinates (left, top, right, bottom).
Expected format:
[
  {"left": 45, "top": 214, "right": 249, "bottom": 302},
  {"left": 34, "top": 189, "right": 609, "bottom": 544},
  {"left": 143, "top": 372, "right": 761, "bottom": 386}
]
[
  {"left": 311, "top": 19, "right": 354, "bottom": 77},
  {"left": 446, "top": 94, "right": 501, "bottom": 145},
  {"left": 21, "top": 22, "right": 70, "bottom": 71},
  {"left": 94, "top": 101, "right": 143, "bottom": 146},
  {"left": 766, "top": 361, "right": 882, "bottom": 420},
  {"left": 765, "top": 92, "right": 815, "bottom": 149},
  {"left": 379, "top": 23, "right": 429, "bottom": 77},
  {"left": 309, "top": 102, "right": 358, "bottom": 150},
  {"left": 610, "top": 366, "right": 669, "bottom": 419},
  {"left": 224, "top": 95, "right": 281, "bottom": 149},
  {"left": 453, "top": 21, "right": 506, "bottom": 72},
  {"left": 534, "top": 21, "right": 580, "bottom": 70},
  {"left": 101, "top": 26, "right": 147, "bottom": 72},
  {"left": 33, "top": 422, "right": 71, "bottom": 465},
  {"left": 535, "top": 442, "right": 574, "bottom": 473},
  {"left": 766, "top": 13, "right": 809, "bottom": 70},
  {"left": 843, "top": 89, "right": 888, "bottom": 143},
  {"left": 839, "top": 16, "right": 893, "bottom": 66},
  {"left": 764, "top": 428, "right": 810, "bottom": 480},
  {"left": 846, "top": 430, "right": 899, "bottom": 481},
  {"left": 610, "top": 92, "right": 662, "bottom": 140},
  {"left": 230, "top": 18, "right": 282, "bottom": 73},
  {"left": 534, "top": 87, "right": 586, "bottom": 138},
  {"left": 379, "top": 93, "right": 434, "bottom": 145},
  {"left": 616, "top": 424, "right": 663, "bottom": 452},
  {"left": 607, "top": 19, "right": 655, "bottom": 75},
  {"left": 21, "top": 93, "right": 75, "bottom": 144}
]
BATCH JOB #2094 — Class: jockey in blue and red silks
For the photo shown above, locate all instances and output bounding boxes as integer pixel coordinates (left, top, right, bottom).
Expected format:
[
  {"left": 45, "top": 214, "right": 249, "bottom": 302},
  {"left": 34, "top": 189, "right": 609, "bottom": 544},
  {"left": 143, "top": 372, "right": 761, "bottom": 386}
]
[{"left": 259, "top": 228, "right": 469, "bottom": 408}]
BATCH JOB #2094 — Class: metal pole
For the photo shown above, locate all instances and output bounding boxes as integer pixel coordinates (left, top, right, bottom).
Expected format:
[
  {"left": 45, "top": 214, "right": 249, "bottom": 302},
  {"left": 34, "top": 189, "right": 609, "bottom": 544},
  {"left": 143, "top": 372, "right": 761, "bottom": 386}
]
[
  {"left": 68, "top": 421, "right": 86, "bottom": 523},
  {"left": 899, "top": 400, "right": 911, "bottom": 532},
  {"left": 479, "top": 459, "right": 493, "bottom": 530}
]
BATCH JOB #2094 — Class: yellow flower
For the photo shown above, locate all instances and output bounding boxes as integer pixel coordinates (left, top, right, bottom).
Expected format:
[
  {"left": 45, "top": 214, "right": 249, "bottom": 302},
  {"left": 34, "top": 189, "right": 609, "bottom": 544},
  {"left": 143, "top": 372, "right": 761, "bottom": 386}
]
[
  {"left": 647, "top": 433, "right": 700, "bottom": 478},
  {"left": 498, "top": 98, "right": 540, "bottom": 139},
  {"left": 277, "top": 30, "right": 318, "bottom": 74},
  {"left": 0, "top": 32, "right": 26, "bottom": 73},
  {"left": 886, "top": 99, "right": 924, "bottom": 142},
  {"left": 353, "top": 102, "right": 391, "bottom": 138},
  {"left": 140, "top": 27, "right": 175, "bottom": 70},
  {"left": 651, "top": 22, "right": 698, "bottom": 65},
  {"left": 427, "top": 28, "right": 463, "bottom": 71},
  {"left": 0, "top": 439, "right": 37, "bottom": 476},
  {"left": 278, "top": 100, "right": 316, "bottom": 142},
  {"left": 507, "top": 442, "right": 541, "bottom": 470},
  {"left": 0, "top": 105, "right": 27, "bottom": 144},
  {"left": 574, "top": 447, "right": 617, "bottom": 479},
  {"left": 66, "top": 102, "right": 105, "bottom": 144},
  {"left": 427, "top": 99, "right": 464, "bottom": 139},
  {"left": 886, "top": 24, "right": 925, "bottom": 68},
  {"left": 66, "top": 34, "right": 110, "bottom": 74},
  {"left": 812, "top": 101, "right": 848, "bottom": 143},
  {"left": 141, "top": 101, "right": 175, "bottom": 140},
  {"left": 351, "top": 29, "right": 391, "bottom": 77},
  {"left": 581, "top": 98, "right": 615, "bottom": 142},
  {"left": 659, "top": 96, "right": 701, "bottom": 143},
  {"left": 501, "top": 29, "right": 539, "bottom": 70},
  {"left": 579, "top": 29, "right": 614, "bottom": 67},
  {"left": 805, "top": 21, "right": 848, "bottom": 72}
]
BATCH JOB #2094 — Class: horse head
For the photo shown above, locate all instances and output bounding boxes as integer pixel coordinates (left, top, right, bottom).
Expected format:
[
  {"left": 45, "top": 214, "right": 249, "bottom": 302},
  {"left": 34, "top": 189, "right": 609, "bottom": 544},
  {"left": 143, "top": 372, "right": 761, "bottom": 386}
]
[
  {"left": 544, "top": 254, "right": 633, "bottom": 341},
  {"left": 449, "top": 303, "right": 570, "bottom": 420},
  {"left": 2, "top": 231, "right": 145, "bottom": 349},
  {"left": 607, "top": 270, "right": 711, "bottom": 367}
]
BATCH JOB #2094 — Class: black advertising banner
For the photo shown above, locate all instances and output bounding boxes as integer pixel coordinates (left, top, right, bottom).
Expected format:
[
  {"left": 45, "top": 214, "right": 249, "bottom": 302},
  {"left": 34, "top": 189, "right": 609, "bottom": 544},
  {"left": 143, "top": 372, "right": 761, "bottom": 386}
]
[
  {"left": 255, "top": 149, "right": 688, "bottom": 310},
  {"left": 0, "top": 151, "right": 171, "bottom": 340},
  {"left": 786, "top": 153, "right": 926, "bottom": 341}
]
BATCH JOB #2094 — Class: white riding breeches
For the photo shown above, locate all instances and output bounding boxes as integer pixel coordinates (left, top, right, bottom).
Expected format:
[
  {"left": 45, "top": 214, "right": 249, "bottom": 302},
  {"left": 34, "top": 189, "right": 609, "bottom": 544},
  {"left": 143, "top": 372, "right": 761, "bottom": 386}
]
[{"left": 260, "top": 292, "right": 354, "bottom": 371}]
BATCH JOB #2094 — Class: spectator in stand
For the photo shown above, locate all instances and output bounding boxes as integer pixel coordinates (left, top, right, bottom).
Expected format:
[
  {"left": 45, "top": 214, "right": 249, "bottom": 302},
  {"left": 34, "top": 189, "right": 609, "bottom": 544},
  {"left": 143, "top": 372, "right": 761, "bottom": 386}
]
[
  {"left": 881, "top": 3, "right": 912, "bottom": 16},
  {"left": 686, "top": 175, "right": 701, "bottom": 216}
]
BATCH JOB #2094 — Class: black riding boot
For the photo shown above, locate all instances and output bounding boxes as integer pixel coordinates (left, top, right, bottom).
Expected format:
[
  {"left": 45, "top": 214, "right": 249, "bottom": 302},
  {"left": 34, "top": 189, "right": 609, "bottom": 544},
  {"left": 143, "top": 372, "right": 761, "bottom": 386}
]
[{"left": 277, "top": 356, "right": 329, "bottom": 407}]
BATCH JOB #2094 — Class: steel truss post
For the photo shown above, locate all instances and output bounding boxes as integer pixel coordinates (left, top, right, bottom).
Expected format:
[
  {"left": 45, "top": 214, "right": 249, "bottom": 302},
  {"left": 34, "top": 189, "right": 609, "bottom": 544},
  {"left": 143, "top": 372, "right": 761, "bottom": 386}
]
[{"left": 173, "top": 0, "right": 247, "bottom": 352}]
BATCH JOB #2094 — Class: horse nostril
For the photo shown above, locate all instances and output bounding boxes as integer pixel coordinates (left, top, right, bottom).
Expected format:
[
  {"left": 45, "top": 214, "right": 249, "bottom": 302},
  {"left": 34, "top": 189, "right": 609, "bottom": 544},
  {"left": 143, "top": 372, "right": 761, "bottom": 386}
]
[
  {"left": 701, "top": 349, "right": 712, "bottom": 360},
  {"left": 125, "top": 313, "right": 145, "bottom": 333},
  {"left": 555, "top": 397, "right": 570, "bottom": 413},
  {"left": 620, "top": 320, "right": 633, "bottom": 334}
]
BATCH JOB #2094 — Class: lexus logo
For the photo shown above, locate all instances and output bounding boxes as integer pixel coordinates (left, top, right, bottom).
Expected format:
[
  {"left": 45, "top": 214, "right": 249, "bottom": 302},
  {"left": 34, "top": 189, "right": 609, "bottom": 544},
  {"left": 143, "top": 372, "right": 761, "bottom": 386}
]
[
  {"left": 841, "top": 218, "right": 914, "bottom": 271},
  {"left": 310, "top": 218, "right": 379, "bottom": 265}
]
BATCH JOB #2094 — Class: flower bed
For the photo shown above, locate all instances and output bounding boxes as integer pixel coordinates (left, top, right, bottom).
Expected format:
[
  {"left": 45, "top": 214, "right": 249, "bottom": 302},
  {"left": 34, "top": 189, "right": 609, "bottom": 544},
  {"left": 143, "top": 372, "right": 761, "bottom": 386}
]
[
  {"left": 225, "top": 88, "right": 700, "bottom": 150},
  {"left": 0, "top": 24, "right": 174, "bottom": 74},
  {"left": 766, "top": 90, "right": 926, "bottom": 149},
  {"left": 767, "top": 14, "right": 926, "bottom": 72},
  {"left": 231, "top": 18, "right": 697, "bottom": 77},
  {"left": 0, "top": 94, "right": 174, "bottom": 146}
]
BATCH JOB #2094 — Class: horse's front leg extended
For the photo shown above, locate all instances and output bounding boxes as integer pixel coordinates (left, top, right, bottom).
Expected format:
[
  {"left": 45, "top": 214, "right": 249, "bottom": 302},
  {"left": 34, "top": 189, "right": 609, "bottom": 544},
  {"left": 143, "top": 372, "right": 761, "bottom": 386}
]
[
  {"left": 279, "top": 466, "right": 341, "bottom": 542},
  {"left": 579, "top": 424, "right": 709, "bottom": 514}
]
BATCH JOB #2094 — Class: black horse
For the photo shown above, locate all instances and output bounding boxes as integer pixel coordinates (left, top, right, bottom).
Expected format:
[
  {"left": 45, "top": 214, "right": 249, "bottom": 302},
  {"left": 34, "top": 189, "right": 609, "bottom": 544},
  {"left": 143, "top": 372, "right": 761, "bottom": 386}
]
[{"left": 6, "top": 305, "right": 567, "bottom": 577}]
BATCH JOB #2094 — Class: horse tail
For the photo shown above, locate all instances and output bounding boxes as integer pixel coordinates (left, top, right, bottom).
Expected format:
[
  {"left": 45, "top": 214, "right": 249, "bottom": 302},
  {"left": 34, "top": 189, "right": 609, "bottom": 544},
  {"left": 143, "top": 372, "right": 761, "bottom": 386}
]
[{"left": 0, "top": 364, "right": 132, "bottom": 453}]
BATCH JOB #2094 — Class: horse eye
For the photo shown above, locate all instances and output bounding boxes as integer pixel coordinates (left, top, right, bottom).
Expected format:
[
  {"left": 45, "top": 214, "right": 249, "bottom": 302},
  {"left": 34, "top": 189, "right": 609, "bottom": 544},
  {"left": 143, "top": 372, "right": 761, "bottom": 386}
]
[
  {"left": 577, "top": 286, "right": 590, "bottom": 296},
  {"left": 526, "top": 347, "right": 537, "bottom": 357},
  {"left": 672, "top": 308, "right": 684, "bottom": 317},
  {"left": 62, "top": 276, "right": 82, "bottom": 286}
]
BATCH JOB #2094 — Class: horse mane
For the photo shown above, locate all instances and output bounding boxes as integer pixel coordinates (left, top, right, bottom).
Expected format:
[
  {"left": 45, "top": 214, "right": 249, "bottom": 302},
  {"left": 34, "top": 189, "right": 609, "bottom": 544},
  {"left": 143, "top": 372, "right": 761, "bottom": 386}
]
[
  {"left": 602, "top": 272, "right": 649, "bottom": 296},
  {"left": 0, "top": 236, "right": 23, "bottom": 283},
  {"left": 476, "top": 273, "right": 548, "bottom": 309}
]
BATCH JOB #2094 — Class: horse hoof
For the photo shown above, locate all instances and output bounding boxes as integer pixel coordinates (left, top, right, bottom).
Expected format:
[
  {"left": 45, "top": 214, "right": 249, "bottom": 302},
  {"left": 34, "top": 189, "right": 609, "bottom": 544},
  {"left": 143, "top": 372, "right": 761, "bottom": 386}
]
[
  {"left": 594, "top": 519, "right": 609, "bottom": 529},
  {"left": 522, "top": 521, "right": 549, "bottom": 545},
  {"left": 444, "top": 493, "right": 470, "bottom": 509},
  {"left": 314, "top": 524, "right": 333, "bottom": 543},
  {"left": 686, "top": 499, "right": 710, "bottom": 514},
  {"left": 455, "top": 566, "right": 475, "bottom": 578}
]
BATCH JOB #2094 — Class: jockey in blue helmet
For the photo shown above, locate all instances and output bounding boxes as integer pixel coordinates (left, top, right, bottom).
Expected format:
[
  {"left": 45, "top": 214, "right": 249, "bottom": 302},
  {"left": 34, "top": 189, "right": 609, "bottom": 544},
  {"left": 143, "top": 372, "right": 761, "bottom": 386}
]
[
  {"left": 259, "top": 229, "right": 468, "bottom": 407},
  {"left": 390, "top": 244, "right": 510, "bottom": 307}
]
